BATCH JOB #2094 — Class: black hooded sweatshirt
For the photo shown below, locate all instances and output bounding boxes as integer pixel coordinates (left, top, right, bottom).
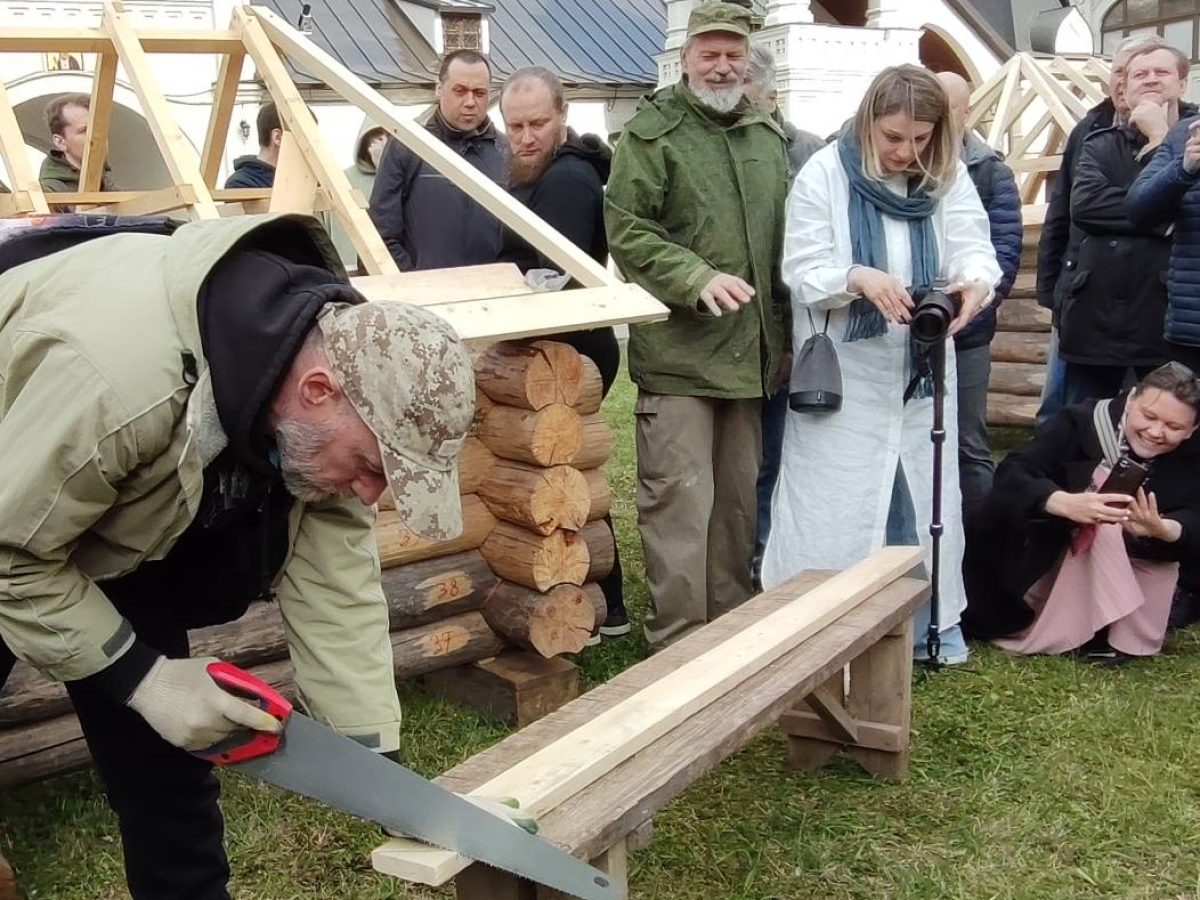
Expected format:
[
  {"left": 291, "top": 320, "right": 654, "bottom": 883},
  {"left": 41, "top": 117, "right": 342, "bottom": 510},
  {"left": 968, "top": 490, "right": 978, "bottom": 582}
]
[
  {"left": 502, "top": 131, "right": 619, "bottom": 390},
  {"left": 503, "top": 130, "right": 611, "bottom": 272}
]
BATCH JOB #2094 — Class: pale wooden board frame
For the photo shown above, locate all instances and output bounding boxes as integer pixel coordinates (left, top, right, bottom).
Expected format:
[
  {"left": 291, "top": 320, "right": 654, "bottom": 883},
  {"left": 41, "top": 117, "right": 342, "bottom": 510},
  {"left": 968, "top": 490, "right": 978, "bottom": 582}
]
[
  {"left": 371, "top": 546, "right": 925, "bottom": 886},
  {"left": 248, "top": 5, "right": 613, "bottom": 290},
  {"left": 102, "top": 0, "right": 218, "bottom": 219}
]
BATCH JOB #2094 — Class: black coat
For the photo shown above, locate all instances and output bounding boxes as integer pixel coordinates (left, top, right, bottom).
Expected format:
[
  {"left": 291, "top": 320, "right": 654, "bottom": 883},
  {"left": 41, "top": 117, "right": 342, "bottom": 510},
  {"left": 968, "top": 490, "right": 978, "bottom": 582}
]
[
  {"left": 1058, "top": 117, "right": 1190, "bottom": 366},
  {"left": 369, "top": 114, "right": 507, "bottom": 271},
  {"left": 501, "top": 132, "right": 620, "bottom": 393},
  {"left": 961, "top": 393, "right": 1200, "bottom": 639},
  {"left": 1037, "top": 99, "right": 1114, "bottom": 311}
]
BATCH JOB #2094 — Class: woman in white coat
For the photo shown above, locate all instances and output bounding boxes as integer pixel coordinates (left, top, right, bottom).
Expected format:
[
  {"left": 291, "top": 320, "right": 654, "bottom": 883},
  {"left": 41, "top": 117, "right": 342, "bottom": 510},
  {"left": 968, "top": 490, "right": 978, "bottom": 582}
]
[{"left": 761, "top": 65, "right": 1001, "bottom": 663}]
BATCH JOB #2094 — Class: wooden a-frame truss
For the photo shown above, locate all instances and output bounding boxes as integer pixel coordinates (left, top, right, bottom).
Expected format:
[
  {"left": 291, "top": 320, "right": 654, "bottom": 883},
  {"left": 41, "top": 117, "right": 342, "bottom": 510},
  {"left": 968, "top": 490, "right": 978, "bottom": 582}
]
[
  {"left": 967, "top": 52, "right": 1110, "bottom": 213},
  {"left": 0, "top": 2, "right": 668, "bottom": 342}
]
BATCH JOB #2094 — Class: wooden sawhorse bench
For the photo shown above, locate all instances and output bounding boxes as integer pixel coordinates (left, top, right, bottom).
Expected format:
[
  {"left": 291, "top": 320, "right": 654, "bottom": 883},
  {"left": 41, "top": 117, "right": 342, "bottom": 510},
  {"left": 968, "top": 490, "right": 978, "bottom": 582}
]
[{"left": 373, "top": 547, "right": 928, "bottom": 898}]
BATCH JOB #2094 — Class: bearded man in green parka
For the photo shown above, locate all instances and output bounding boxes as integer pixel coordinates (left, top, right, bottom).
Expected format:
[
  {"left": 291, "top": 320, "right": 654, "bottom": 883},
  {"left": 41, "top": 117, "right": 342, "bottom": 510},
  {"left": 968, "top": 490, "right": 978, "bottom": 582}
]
[{"left": 605, "top": 1, "right": 790, "bottom": 648}]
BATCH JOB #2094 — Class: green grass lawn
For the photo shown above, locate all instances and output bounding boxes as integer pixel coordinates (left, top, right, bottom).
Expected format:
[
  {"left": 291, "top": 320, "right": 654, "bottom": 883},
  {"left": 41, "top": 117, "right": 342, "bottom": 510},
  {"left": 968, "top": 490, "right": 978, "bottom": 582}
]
[{"left": 4, "top": 369, "right": 1200, "bottom": 899}]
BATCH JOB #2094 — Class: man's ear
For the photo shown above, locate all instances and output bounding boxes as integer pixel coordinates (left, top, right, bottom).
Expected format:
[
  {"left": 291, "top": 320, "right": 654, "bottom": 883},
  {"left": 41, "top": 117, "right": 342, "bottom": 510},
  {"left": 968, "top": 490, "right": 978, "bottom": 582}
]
[
  {"left": 51, "top": 133, "right": 65, "bottom": 152},
  {"left": 271, "top": 127, "right": 284, "bottom": 149},
  {"left": 295, "top": 366, "right": 341, "bottom": 409}
]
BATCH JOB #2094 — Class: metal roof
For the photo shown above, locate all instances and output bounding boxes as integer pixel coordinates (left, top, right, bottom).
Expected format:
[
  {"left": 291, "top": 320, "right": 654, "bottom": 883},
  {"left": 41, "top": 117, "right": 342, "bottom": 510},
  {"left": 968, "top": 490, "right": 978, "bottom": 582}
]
[{"left": 258, "top": 0, "right": 664, "bottom": 88}]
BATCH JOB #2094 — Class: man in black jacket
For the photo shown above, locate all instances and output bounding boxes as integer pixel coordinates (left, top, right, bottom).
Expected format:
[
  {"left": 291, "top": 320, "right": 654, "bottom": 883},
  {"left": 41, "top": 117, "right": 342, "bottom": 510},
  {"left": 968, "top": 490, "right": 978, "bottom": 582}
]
[
  {"left": 1036, "top": 36, "right": 1163, "bottom": 424},
  {"left": 497, "top": 67, "right": 629, "bottom": 637},
  {"left": 224, "top": 102, "right": 281, "bottom": 189},
  {"left": 1060, "top": 44, "right": 1194, "bottom": 401},
  {"left": 369, "top": 50, "right": 506, "bottom": 271}
]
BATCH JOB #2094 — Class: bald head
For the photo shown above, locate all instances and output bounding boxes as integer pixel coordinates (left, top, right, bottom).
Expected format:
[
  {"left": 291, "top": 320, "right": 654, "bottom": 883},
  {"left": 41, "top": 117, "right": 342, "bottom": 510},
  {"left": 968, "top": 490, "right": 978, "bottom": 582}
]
[{"left": 937, "top": 71, "right": 971, "bottom": 141}]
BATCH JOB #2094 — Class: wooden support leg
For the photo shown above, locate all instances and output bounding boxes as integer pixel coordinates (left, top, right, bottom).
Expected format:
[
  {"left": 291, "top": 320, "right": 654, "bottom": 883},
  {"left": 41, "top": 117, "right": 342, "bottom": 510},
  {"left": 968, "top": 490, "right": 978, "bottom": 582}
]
[
  {"left": 779, "top": 619, "right": 914, "bottom": 780},
  {"left": 846, "top": 618, "right": 913, "bottom": 781},
  {"left": 0, "top": 848, "right": 16, "bottom": 900},
  {"left": 534, "top": 839, "right": 629, "bottom": 900},
  {"left": 423, "top": 652, "right": 581, "bottom": 727},
  {"left": 456, "top": 839, "right": 628, "bottom": 900},
  {"left": 456, "top": 864, "right": 537, "bottom": 900},
  {"left": 782, "top": 669, "right": 844, "bottom": 771}
]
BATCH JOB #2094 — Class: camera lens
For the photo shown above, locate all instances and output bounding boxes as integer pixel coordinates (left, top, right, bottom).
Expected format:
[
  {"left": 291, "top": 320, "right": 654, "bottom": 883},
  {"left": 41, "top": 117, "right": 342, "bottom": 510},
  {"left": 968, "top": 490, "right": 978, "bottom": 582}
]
[{"left": 911, "top": 289, "right": 955, "bottom": 344}]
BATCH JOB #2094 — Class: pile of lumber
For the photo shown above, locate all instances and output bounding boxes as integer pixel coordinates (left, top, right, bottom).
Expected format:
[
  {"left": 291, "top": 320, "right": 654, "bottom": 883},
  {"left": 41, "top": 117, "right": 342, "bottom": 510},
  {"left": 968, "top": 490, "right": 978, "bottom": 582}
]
[
  {"left": 987, "top": 215, "right": 1049, "bottom": 428},
  {"left": 0, "top": 340, "right": 617, "bottom": 790}
]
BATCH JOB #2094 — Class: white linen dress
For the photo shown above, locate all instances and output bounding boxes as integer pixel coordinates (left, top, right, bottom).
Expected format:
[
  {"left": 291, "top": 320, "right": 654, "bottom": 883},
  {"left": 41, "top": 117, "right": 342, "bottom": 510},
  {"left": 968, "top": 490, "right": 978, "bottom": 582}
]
[{"left": 761, "top": 142, "right": 1002, "bottom": 635}]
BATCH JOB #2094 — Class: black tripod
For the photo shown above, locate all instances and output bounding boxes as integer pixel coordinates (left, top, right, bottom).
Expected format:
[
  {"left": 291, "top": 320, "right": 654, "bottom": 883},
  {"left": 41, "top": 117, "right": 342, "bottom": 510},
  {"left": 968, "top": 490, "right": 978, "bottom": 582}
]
[{"left": 904, "top": 338, "right": 948, "bottom": 671}]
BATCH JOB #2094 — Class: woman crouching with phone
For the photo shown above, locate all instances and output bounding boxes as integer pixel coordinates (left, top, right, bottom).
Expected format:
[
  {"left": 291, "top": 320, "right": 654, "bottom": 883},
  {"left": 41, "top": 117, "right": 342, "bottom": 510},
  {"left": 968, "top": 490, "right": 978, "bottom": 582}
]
[{"left": 962, "top": 363, "right": 1200, "bottom": 662}]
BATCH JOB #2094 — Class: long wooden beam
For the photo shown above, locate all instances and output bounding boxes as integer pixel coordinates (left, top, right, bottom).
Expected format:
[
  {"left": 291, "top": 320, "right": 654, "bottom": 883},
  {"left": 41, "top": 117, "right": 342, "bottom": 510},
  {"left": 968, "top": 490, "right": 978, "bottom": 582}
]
[
  {"left": 422, "top": 284, "right": 668, "bottom": 342},
  {"left": 88, "top": 184, "right": 198, "bottom": 216},
  {"left": 235, "top": 6, "right": 398, "bottom": 274},
  {"left": 0, "top": 29, "right": 243, "bottom": 54},
  {"left": 102, "top": 0, "right": 218, "bottom": 218},
  {"left": 200, "top": 45, "right": 245, "bottom": 188},
  {"left": 250, "top": 5, "right": 614, "bottom": 288},
  {"left": 80, "top": 51, "right": 117, "bottom": 192},
  {"left": 0, "top": 79, "right": 49, "bottom": 214},
  {"left": 372, "top": 546, "right": 926, "bottom": 886}
]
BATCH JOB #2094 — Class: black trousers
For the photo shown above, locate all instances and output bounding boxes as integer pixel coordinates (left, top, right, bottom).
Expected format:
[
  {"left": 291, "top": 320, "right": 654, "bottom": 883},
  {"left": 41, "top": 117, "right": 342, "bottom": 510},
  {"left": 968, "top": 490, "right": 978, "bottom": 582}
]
[{"left": 0, "top": 613, "right": 231, "bottom": 900}]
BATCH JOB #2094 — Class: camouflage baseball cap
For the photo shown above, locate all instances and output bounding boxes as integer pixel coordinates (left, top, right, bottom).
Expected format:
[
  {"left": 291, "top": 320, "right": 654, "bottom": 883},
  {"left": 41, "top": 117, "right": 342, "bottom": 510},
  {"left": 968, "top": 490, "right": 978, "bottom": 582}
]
[
  {"left": 687, "top": 1, "right": 752, "bottom": 38},
  {"left": 318, "top": 301, "right": 474, "bottom": 542}
]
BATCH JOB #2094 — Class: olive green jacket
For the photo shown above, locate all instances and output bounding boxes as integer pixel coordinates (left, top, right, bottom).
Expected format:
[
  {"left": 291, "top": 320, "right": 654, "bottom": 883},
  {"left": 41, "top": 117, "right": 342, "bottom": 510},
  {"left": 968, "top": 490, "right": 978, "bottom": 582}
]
[
  {"left": 0, "top": 215, "right": 402, "bottom": 752},
  {"left": 605, "top": 82, "right": 790, "bottom": 398}
]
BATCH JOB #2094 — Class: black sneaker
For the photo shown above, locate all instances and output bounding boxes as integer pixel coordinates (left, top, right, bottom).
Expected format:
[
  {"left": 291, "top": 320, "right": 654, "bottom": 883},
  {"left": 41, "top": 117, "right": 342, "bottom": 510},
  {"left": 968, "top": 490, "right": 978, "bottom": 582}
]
[{"left": 599, "top": 610, "right": 631, "bottom": 637}]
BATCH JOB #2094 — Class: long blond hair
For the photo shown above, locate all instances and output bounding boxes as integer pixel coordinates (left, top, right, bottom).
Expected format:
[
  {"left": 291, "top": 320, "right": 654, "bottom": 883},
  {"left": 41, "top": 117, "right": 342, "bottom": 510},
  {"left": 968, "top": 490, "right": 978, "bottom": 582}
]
[{"left": 853, "top": 65, "right": 958, "bottom": 194}]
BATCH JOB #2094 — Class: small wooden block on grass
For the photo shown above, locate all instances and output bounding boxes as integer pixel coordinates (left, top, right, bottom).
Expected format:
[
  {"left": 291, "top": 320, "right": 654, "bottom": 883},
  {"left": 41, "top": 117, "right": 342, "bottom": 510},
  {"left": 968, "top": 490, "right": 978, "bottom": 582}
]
[{"left": 423, "top": 651, "right": 580, "bottom": 727}]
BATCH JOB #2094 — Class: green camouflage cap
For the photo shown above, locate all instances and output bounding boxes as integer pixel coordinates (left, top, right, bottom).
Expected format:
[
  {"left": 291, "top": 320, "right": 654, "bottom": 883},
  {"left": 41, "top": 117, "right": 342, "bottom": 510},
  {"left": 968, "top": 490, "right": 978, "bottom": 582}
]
[
  {"left": 318, "top": 301, "right": 474, "bottom": 542},
  {"left": 687, "top": 1, "right": 751, "bottom": 38}
]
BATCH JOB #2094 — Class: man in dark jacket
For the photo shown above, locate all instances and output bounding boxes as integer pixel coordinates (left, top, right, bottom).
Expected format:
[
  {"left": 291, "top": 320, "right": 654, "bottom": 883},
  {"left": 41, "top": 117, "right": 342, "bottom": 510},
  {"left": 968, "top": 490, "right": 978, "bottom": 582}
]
[
  {"left": 369, "top": 50, "right": 506, "bottom": 271},
  {"left": 1060, "top": 44, "right": 1193, "bottom": 401},
  {"left": 1126, "top": 71, "right": 1200, "bottom": 630},
  {"left": 497, "top": 66, "right": 628, "bottom": 637},
  {"left": 39, "top": 94, "right": 115, "bottom": 206},
  {"left": 224, "top": 102, "right": 282, "bottom": 189},
  {"left": 1035, "top": 36, "right": 1163, "bottom": 424},
  {"left": 940, "top": 72, "right": 1022, "bottom": 511}
]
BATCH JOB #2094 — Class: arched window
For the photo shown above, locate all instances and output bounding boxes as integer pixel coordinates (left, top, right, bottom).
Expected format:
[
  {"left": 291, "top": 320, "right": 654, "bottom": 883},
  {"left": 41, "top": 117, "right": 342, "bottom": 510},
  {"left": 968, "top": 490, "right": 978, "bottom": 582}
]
[{"left": 1102, "top": 0, "right": 1200, "bottom": 60}]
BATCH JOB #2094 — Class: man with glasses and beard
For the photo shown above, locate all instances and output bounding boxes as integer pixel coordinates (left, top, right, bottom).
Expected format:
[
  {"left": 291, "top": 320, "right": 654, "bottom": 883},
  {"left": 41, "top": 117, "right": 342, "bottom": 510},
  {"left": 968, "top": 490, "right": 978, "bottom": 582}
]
[
  {"left": 605, "top": 1, "right": 789, "bottom": 647},
  {"left": 497, "top": 67, "right": 630, "bottom": 638}
]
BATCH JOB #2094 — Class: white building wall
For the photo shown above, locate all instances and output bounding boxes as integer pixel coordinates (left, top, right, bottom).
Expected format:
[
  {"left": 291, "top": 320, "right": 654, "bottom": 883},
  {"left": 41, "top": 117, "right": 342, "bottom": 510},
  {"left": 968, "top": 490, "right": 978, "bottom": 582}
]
[{"left": 658, "top": 0, "right": 1002, "bottom": 138}]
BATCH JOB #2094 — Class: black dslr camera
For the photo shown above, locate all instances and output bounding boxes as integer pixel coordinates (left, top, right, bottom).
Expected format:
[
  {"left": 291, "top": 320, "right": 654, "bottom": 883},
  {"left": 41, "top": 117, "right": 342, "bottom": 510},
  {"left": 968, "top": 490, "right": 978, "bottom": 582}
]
[{"left": 909, "top": 280, "right": 959, "bottom": 345}]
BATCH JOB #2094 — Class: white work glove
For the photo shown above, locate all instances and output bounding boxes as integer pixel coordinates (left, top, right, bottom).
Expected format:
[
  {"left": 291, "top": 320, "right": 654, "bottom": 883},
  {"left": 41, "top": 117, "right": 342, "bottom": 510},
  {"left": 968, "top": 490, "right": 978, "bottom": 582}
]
[
  {"left": 127, "top": 655, "right": 283, "bottom": 751},
  {"left": 382, "top": 794, "right": 538, "bottom": 838}
]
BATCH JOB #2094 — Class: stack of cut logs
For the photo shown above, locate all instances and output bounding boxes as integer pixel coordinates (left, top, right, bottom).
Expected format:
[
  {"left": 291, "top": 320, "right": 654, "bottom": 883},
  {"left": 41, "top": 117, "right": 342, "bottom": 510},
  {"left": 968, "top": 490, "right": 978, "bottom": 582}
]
[
  {"left": 987, "top": 216, "right": 1050, "bottom": 428},
  {"left": 0, "top": 340, "right": 616, "bottom": 790}
]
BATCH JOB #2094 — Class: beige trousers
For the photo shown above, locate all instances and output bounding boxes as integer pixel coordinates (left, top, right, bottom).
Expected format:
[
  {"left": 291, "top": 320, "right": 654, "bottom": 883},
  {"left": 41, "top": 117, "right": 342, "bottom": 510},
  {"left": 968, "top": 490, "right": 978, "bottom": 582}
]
[{"left": 634, "top": 391, "right": 762, "bottom": 646}]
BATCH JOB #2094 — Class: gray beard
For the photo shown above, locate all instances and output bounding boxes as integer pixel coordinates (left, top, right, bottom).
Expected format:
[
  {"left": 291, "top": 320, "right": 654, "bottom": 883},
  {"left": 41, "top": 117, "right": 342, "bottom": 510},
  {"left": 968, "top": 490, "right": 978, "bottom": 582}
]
[
  {"left": 691, "top": 82, "right": 744, "bottom": 114},
  {"left": 275, "top": 419, "right": 348, "bottom": 503}
]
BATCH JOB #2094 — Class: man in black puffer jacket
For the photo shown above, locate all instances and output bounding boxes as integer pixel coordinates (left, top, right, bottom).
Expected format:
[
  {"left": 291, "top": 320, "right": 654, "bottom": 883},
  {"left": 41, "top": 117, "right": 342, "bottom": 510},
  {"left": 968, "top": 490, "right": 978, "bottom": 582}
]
[{"left": 1061, "top": 44, "right": 1195, "bottom": 403}]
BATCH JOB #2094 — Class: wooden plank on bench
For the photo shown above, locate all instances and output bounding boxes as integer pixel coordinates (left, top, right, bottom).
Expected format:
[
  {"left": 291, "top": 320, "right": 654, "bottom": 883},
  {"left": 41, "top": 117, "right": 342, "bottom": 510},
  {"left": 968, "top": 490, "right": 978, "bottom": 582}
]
[{"left": 373, "top": 548, "right": 925, "bottom": 885}]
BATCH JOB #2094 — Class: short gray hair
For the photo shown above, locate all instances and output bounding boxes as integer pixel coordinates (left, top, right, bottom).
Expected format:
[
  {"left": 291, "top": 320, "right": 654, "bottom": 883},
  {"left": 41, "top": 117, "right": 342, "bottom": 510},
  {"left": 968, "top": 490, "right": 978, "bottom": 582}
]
[
  {"left": 746, "top": 44, "right": 777, "bottom": 94},
  {"left": 1113, "top": 34, "right": 1168, "bottom": 62}
]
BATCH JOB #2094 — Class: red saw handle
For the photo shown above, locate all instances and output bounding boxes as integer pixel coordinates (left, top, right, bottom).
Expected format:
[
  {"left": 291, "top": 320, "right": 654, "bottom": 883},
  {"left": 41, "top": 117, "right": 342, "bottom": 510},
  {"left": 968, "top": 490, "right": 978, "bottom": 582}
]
[{"left": 194, "top": 662, "right": 293, "bottom": 765}]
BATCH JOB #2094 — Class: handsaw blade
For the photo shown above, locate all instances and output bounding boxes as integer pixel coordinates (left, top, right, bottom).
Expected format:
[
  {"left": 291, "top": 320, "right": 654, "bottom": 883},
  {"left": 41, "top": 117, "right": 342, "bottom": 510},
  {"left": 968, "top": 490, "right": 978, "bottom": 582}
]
[{"left": 231, "top": 713, "right": 625, "bottom": 900}]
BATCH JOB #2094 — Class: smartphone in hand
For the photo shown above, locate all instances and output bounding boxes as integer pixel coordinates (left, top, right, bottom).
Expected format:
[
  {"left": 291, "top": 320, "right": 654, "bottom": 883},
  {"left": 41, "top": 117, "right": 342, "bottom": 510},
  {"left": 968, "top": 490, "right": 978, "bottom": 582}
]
[{"left": 1099, "top": 457, "right": 1150, "bottom": 499}]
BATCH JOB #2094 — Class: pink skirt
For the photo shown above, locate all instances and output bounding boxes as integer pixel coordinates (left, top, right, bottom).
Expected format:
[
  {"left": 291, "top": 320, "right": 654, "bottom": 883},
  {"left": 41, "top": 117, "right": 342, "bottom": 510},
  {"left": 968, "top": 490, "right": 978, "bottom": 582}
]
[{"left": 993, "top": 520, "right": 1178, "bottom": 657}]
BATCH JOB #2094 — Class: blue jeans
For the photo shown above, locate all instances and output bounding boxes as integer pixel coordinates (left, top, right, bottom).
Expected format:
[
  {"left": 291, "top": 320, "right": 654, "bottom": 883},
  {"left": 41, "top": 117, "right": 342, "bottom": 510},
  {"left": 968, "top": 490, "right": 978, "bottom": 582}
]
[
  {"left": 954, "top": 344, "right": 994, "bottom": 512},
  {"left": 752, "top": 387, "right": 788, "bottom": 582},
  {"left": 1035, "top": 328, "right": 1069, "bottom": 427}
]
